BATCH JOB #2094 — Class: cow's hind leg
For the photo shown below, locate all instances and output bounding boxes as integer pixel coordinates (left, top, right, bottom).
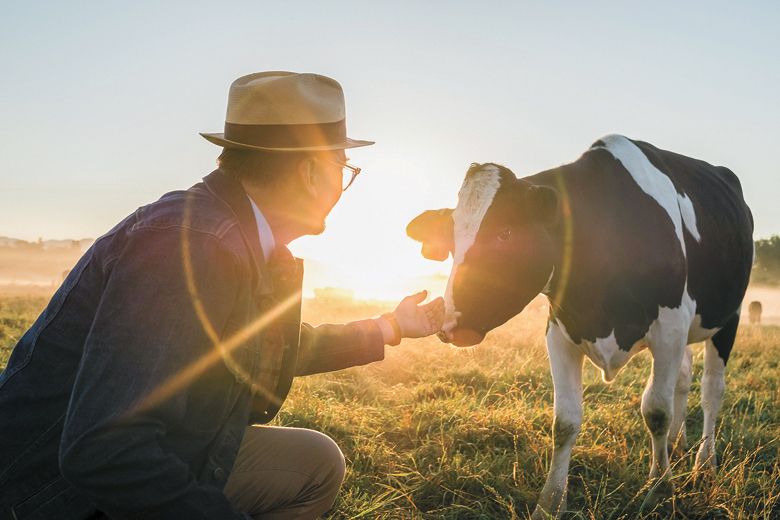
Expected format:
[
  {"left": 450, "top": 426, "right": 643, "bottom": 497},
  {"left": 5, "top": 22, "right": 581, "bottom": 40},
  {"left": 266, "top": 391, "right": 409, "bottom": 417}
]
[
  {"left": 532, "top": 322, "right": 584, "bottom": 520},
  {"left": 695, "top": 312, "right": 737, "bottom": 471},
  {"left": 668, "top": 344, "right": 693, "bottom": 457},
  {"left": 643, "top": 328, "right": 687, "bottom": 483}
]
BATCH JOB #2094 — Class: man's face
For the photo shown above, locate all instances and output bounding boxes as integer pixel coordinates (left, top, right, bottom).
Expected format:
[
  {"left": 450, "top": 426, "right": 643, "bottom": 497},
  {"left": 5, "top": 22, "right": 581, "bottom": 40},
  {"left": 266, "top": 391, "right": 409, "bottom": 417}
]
[{"left": 306, "top": 150, "right": 347, "bottom": 234}]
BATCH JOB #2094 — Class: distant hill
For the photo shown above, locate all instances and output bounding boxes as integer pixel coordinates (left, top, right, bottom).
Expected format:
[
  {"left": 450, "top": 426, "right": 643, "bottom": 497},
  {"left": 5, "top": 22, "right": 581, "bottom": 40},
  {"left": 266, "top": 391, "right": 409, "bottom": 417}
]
[{"left": 0, "top": 236, "right": 94, "bottom": 287}]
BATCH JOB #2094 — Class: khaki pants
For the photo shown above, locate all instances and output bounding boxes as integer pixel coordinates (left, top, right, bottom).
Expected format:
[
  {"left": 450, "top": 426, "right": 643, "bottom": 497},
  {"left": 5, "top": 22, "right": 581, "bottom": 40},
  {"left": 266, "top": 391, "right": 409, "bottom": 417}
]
[{"left": 223, "top": 426, "right": 346, "bottom": 520}]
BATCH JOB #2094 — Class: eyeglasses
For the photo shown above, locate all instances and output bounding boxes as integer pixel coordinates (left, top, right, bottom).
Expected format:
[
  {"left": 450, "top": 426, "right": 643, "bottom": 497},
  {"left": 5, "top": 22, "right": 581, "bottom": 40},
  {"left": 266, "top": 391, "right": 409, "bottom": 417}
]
[{"left": 321, "top": 158, "right": 362, "bottom": 192}]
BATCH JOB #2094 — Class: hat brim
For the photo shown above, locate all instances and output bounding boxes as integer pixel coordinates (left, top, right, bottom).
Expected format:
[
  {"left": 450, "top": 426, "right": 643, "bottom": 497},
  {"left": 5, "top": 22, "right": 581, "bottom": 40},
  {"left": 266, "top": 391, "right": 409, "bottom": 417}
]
[{"left": 199, "top": 132, "right": 374, "bottom": 152}]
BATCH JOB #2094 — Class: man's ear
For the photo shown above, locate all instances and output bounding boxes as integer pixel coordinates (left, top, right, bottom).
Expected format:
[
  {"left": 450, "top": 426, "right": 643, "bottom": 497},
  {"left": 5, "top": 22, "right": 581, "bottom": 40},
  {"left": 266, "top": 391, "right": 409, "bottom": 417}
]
[
  {"left": 524, "top": 185, "right": 559, "bottom": 226},
  {"left": 406, "top": 208, "right": 454, "bottom": 261},
  {"left": 296, "top": 157, "right": 319, "bottom": 198}
]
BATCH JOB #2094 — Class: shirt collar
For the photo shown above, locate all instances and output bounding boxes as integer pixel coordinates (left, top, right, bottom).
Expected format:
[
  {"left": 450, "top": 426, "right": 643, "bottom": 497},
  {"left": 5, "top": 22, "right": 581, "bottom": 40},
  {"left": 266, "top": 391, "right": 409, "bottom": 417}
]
[{"left": 247, "top": 196, "right": 276, "bottom": 263}]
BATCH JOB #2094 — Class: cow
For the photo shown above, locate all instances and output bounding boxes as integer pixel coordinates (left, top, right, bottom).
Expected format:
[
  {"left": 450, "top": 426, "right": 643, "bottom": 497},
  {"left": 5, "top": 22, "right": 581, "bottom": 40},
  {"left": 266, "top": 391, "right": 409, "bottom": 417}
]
[
  {"left": 748, "top": 300, "right": 762, "bottom": 325},
  {"left": 407, "top": 134, "right": 753, "bottom": 518}
]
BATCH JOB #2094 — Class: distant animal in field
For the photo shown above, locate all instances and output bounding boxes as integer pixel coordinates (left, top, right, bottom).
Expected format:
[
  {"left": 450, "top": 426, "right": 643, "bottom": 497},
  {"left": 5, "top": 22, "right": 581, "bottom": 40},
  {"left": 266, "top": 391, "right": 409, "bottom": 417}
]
[
  {"left": 407, "top": 134, "right": 753, "bottom": 518},
  {"left": 748, "top": 301, "right": 762, "bottom": 325}
]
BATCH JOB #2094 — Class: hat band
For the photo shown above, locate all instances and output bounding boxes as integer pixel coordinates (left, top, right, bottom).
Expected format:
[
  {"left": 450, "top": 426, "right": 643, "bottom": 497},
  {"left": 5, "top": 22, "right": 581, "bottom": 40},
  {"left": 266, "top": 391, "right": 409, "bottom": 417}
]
[{"left": 224, "top": 119, "right": 346, "bottom": 148}]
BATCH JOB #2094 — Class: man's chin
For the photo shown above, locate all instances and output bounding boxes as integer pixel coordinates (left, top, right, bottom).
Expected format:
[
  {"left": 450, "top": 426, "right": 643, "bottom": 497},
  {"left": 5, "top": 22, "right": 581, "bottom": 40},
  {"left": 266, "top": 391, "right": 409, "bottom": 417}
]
[
  {"left": 300, "top": 217, "right": 326, "bottom": 236},
  {"left": 310, "top": 221, "right": 326, "bottom": 235}
]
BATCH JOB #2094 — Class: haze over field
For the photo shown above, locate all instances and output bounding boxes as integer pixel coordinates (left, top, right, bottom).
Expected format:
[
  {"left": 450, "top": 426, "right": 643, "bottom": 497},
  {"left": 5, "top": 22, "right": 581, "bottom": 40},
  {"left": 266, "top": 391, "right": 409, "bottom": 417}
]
[{"left": 2, "top": 238, "right": 780, "bottom": 329}]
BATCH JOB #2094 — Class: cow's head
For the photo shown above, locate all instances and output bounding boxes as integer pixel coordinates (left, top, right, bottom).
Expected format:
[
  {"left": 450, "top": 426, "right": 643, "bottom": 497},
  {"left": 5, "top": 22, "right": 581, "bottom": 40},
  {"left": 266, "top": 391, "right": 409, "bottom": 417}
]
[{"left": 407, "top": 163, "right": 559, "bottom": 347}]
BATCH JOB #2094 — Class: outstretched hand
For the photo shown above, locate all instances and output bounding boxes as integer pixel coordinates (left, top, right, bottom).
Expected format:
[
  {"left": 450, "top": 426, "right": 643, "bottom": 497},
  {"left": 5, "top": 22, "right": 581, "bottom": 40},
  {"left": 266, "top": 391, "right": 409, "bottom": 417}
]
[{"left": 393, "top": 290, "right": 445, "bottom": 339}]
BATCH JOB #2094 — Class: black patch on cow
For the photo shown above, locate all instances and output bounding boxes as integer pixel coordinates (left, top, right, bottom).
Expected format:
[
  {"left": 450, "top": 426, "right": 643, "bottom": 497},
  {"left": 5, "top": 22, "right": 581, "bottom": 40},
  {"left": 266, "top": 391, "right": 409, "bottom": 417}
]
[
  {"left": 644, "top": 408, "right": 670, "bottom": 437},
  {"left": 711, "top": 311, "right": 740, "bottom": 365}
]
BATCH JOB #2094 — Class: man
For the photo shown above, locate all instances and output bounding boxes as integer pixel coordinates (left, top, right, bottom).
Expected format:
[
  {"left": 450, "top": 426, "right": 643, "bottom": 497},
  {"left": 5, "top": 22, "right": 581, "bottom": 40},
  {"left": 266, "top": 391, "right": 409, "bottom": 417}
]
[{"left": 0, "top": 71, "right": 445, "bottom": 519}]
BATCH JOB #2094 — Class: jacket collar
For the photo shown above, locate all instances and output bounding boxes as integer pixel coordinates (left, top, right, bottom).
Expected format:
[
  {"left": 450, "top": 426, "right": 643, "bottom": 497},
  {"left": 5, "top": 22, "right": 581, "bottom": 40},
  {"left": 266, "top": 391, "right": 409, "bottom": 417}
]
[{"left": 202, "top": 168, "right": 274, "bottom": 295}]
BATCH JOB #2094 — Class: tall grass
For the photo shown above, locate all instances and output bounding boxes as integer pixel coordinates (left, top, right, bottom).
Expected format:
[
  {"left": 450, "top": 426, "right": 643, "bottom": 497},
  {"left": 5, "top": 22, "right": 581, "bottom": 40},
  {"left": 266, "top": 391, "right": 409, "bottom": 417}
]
[
  {"left": 1, "top": 294, "right": 778, "bottom": 518},
  {"left": 0, "top": 294, "right": 48, "bottom": 371},
  {"left": 281, "top": 297, "right": 780, "bottom": 519}
]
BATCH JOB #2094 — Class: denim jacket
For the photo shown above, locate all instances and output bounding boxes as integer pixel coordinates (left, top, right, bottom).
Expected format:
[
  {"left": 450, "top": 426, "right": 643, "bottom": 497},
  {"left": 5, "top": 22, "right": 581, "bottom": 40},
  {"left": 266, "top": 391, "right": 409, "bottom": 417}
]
[{"left": 0, "top": 170, "right": 384, "bottom": 520}]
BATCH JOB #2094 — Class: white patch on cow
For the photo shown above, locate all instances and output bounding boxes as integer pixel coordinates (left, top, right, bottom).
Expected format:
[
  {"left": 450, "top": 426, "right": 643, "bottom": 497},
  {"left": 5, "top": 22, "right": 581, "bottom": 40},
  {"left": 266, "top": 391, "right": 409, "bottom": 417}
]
[
  {"left": 585, "top": 331, "right": 646, "bottom": 383},
  {"left": 592, "top": 135, "right": 702, "bottom": 253},
  {"left": 677, "top": 193, "right": 701, "bottom": 241},
  {"left": 442, "top": 165, "right": 502, "bottom": 326},
  {"left": 687, "top": 314, "right": 721, "bottom": 344},
  {"left": 648, "top": 287, "right": 697, "bottom": 353},
  {"left": 555, "top": 318, "right": 646, "bottom": 383}
]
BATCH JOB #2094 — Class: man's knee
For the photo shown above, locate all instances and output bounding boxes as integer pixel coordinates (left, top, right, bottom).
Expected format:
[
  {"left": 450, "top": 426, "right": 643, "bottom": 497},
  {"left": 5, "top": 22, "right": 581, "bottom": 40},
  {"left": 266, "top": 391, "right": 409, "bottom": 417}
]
[
  {"left": 224, "top": 427, "right": 347, "bottom": 519},
  {"left": 307, "top": 430, "right": 346, "bottom": 501}
]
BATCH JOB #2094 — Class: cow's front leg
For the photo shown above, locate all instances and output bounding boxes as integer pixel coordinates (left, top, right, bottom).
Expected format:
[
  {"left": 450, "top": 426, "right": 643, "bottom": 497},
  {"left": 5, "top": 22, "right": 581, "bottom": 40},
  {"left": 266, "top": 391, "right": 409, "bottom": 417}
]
[{"left": 532, "top": 322, "right": 584, "bottom": 520}]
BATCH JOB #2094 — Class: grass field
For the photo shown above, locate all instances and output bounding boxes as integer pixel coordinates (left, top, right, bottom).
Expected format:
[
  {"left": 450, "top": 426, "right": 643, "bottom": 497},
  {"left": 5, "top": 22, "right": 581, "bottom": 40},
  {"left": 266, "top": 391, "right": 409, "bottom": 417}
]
[{"left": 1, "top": 292, "right": 778, "bottom": 519}]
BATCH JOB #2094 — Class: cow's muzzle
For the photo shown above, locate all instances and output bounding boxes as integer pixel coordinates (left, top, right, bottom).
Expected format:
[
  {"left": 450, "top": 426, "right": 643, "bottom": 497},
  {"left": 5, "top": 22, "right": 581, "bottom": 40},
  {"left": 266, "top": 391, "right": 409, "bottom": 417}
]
[{"left": 437, "top": 326, "right": 485, "bottom": 347}]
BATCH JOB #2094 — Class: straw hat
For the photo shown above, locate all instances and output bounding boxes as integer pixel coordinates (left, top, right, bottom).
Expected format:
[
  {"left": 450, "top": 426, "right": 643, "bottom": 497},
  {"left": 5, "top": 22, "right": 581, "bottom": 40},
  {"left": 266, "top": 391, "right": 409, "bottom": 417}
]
[{"left": 200, "top": 71, "right": 374, "bottom": 152}]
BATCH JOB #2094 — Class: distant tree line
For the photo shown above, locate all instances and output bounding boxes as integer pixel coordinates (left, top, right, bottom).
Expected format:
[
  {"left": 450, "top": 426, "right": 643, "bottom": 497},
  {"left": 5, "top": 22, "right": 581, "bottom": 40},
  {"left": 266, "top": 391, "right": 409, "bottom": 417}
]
[{"left": 752, "top": 235, "right": 780, "bottom": 286}]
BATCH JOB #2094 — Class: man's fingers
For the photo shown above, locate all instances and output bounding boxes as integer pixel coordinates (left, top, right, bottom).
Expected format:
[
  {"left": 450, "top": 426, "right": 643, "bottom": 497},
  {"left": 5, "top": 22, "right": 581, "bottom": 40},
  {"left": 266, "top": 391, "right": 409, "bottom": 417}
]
[
  {"left": 403, "top": 290, "right": 428, "bottom": 306},
  {"left": 420, "top": 296, "right": 443, "bottom": 307}
]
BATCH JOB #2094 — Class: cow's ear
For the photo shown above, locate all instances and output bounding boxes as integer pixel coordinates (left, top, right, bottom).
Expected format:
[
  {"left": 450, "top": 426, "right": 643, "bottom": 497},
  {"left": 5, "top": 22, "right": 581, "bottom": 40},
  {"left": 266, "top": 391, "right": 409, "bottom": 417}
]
[
  {"left": 524, "top": 185, "right": 559, "bottom": 226},
  {"left": 406, "top": 208, "right": 454, "bottom": 261}
]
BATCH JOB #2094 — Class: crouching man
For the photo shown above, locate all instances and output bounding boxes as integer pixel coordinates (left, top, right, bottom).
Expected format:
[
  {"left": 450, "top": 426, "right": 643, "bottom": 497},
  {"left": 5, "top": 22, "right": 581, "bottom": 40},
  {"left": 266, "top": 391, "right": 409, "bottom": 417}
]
[{"left": 0, "top": 71, "right": 444, "bottom": 520}]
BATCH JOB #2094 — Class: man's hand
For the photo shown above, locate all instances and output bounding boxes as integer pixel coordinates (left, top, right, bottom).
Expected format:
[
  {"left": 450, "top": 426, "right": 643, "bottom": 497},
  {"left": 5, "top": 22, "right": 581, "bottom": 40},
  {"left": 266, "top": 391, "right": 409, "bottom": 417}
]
[
  {"left": 395, "top": 290, "right": 445, "bottom": 338},
  {"left": 377, "top": 290, "right": 445, "bottom": 345}
]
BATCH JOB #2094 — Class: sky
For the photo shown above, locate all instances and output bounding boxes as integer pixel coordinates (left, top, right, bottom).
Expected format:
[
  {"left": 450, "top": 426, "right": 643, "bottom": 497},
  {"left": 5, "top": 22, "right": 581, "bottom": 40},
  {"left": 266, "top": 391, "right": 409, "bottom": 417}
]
[{"left": 1, "top": 1, "right": 778, "bottom": 299}]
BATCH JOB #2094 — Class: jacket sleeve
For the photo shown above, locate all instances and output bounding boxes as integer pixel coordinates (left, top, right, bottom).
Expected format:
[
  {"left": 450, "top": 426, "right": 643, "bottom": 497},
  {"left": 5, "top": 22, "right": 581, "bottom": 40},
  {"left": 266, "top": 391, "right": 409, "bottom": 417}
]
[
  {"left": 58, "top": 227, "right": 250, "bottom": 520},
  {"left": 295, "top": 320, "right": 385, "bottom": 376}
]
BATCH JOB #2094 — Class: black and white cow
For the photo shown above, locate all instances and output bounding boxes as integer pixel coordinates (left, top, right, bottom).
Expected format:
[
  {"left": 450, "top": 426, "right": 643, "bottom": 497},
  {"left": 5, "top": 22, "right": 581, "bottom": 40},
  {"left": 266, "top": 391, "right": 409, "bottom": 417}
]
[
  {"left": 407, "top": 135, "right": 753, "bottom": 518},
  {"left": 748, "top": 300, "right": 762, "bottom": 325}
]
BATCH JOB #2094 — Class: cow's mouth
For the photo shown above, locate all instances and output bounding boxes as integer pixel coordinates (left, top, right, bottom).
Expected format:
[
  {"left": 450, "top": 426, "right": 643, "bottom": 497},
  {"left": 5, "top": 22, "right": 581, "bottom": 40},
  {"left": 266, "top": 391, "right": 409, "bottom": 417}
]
[{"left": 437, "top": 328, "right": 485, "bottom": 347}]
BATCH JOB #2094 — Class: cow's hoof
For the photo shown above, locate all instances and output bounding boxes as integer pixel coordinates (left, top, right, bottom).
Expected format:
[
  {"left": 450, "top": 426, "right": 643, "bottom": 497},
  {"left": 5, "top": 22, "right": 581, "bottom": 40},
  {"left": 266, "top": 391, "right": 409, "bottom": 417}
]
[
  {"left": 530, "top": 505, "right": 556, "bottom": 520},
  {"left": 643, "top": 477, "right": 674, "bottom": 511},
  {"left": 531, "top": 494, "right": 566, "bottom": 520},
  {"left": 693, "top": 458, "right": 718, "bottom": 485},
  {"left": 694, "top": 446, "right": 718, "bottom": 473}
]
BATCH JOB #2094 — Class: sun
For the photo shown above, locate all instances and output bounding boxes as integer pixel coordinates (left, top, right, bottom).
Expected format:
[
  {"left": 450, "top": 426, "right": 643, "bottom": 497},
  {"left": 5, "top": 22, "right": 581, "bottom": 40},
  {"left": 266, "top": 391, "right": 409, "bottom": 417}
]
[{"left": 288, "top": 156, "right": 454, "bottom": 302}]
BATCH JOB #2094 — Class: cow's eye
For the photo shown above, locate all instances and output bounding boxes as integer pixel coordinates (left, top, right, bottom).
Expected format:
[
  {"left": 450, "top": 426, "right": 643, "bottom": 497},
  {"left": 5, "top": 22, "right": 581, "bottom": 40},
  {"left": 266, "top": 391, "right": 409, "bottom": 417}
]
[{"left": 497, "top": 228, "right": 512, "bottom": 241}]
